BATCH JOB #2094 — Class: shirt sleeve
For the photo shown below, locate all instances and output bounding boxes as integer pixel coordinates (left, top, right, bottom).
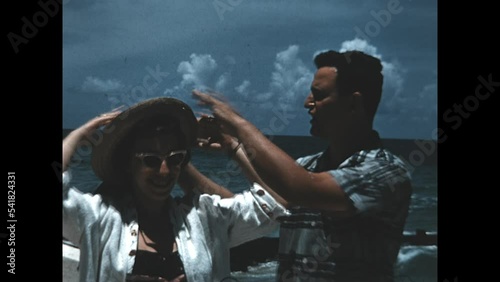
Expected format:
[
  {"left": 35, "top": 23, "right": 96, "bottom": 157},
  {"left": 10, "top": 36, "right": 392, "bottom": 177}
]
[
  {"left": 198, "top": 183, "right": 290, "bottom": 248},
  {"left": 63, "top": 170, "right": 105, "bottom": 246},
  {"left": 328, "top": 159, "right": 412, "bottom": 215}
]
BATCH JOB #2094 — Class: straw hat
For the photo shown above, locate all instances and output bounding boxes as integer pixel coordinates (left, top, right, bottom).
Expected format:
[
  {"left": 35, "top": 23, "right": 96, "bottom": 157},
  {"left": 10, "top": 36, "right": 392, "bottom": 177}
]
[{"left": 91, "top": 97, "right": 198, "bottom": 182}]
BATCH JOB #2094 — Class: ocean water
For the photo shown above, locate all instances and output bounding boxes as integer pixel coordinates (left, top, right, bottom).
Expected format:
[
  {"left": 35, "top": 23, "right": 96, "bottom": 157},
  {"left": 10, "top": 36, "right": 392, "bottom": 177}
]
[{"left": 65, "top": 133, "right": 438, "bottom": 281}]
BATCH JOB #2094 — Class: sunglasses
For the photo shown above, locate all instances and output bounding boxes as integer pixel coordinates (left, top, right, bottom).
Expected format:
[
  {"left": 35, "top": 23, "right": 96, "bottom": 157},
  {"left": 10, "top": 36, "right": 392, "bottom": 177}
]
[{"left": 135, "top": 150, "right": 187, "bottom": 169}]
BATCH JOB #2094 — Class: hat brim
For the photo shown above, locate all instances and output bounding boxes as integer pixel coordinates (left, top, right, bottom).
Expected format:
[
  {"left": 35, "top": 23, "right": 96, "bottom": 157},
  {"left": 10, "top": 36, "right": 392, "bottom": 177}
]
[{"left": 91, "top": 97, "right": 198, "bottom": 182}]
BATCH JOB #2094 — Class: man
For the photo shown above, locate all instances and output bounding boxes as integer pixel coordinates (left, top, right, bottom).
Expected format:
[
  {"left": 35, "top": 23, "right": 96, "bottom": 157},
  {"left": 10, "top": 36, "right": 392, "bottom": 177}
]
[{"left": 192, "top": 50, "right": 413, "bottom": 282}]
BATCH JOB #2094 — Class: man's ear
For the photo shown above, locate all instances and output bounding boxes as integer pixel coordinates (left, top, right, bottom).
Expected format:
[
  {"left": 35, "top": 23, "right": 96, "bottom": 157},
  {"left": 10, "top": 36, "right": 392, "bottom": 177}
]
[{"left": 351, "top": 91, "right": 365, "bottom": 114}]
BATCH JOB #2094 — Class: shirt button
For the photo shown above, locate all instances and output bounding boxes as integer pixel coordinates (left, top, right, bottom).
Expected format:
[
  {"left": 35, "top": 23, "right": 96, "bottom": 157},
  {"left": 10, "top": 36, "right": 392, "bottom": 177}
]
[
  {"left": 129, "top": 250, "right": 136, "bottom": 256},
  {"left": 131, "top": 230, "right": 137, "bottom": 236},
  {"left": 257, "top": 190, "right": 265, "bottom": 196},
  {"left": 267, "top": 212, "right": 274, "bottom": 218}
]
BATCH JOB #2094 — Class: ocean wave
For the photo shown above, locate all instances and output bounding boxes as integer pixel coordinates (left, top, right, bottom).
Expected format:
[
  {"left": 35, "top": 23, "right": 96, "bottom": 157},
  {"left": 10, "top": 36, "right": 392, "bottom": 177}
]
[
  {"left": 409, "top": 194, "right": 437, "bottom": 211},
  {"left": 395, "top": 245, "right": 437, "bottom": 282}
]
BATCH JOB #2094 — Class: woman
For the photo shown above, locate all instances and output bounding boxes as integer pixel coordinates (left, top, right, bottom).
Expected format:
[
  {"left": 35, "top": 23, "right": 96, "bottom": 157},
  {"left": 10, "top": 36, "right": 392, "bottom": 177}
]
[{"left": 62, "top": 97, "right": 287, "bottom": 282}]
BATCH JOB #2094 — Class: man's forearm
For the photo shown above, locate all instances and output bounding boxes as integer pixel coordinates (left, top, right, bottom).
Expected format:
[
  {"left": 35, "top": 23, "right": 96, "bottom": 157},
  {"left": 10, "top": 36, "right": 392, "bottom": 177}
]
[{"left": 234, "top": 121, "right": 312, "bottom": 203}]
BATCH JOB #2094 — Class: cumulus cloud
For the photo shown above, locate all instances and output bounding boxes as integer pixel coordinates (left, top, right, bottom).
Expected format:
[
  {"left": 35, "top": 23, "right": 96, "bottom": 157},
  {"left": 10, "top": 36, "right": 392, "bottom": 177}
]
[
  {"left": 164, "top": 46, "right": 313, "bottom": 112},
  {"left": 375, "top": 79, "right": 437, "bottom": 139},
  {"left": 339, "top": 38, "right": 380, "bottom": 58},
  {"left": 235, "top": 80, "right": 251, "bottom": 97},
  {"left": 81, "top": 76, "right": 124, "bottom": 93},
  {"left": 216, "top": 73, "right": 230, "bottom": 92},
  {"left": 267, "top": 45, "right": 314, "bottom": 109},
  {"left": 413, "top": 82, "right": 437, "bottom": 118},
  {"left": 220, "top": 45, "right": 313, "bottom": 115},
  {"left": 164, "top": 53, "right": 221, "bottom": 99},
  {"left": 177, "top": 54, "right": 218, "bottom": 90}
]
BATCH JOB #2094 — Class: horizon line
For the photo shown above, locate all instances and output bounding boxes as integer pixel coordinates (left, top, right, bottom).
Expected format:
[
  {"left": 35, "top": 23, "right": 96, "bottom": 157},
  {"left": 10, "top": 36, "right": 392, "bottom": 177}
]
[{"left": 62, "top": 128, "right": 437, "bottom": 142}]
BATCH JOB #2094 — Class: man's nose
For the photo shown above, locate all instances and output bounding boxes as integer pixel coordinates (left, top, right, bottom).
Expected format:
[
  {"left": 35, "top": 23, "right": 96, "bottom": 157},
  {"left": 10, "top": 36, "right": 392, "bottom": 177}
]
[{"left": 158, "top": 160, "right": 170, "bottom": 175}]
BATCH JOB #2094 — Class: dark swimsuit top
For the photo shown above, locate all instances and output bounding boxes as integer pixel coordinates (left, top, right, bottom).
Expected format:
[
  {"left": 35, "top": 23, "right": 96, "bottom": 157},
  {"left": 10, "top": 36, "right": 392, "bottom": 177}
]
[{"left": 127, "top": 249, "right": 185, "bottom": 281}]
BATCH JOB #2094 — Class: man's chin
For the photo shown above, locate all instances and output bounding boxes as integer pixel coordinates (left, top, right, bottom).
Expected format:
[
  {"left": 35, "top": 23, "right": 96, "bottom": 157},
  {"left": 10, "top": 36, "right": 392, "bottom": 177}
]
[
  {"left": 309, "top": 126, "right": 321, "bottom": 137},
  {"left": 310, "top": 128, "right": 329, "bottom": 140}
]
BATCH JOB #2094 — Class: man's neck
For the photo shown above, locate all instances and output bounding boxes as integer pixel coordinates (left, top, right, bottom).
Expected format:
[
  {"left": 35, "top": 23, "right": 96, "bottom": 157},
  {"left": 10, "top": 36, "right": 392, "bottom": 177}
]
[{"left": 325, "top": 130, "right": 381, "bottom": 168}]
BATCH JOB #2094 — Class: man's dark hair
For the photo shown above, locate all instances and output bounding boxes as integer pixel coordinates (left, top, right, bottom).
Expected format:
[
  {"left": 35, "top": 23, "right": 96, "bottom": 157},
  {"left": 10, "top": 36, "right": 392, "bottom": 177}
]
[{"left": 314, "top": 50, "right": 383, "bottom": 122}]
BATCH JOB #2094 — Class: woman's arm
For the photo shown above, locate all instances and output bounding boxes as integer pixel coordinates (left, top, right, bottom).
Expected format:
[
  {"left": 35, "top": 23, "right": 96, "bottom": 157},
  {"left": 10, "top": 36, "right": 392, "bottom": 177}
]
[
  {"left": 62, "top": 110, "right": 122, "bottom": 245},
  {"left": 177, "top": 117, "right": 237, "bottom": 198},
  {"left": 228, "top": 139, "right": 288, "bottom": 207},
  {"left": 178, "top": 162, "right": 235, "bottom": 198},
  {"left": 63, "top": 111, "right": 121, "bottom": 172}
]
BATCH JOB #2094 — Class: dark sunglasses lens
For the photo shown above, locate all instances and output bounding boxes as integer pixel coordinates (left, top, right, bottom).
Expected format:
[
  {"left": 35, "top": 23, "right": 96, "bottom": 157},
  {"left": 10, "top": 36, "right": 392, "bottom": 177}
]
[
  {"left": 142, "top": 156, "right": 162, "bottom": 168},
  {"left": 168, "top": 153, "right": 185, "bottom": 166}
]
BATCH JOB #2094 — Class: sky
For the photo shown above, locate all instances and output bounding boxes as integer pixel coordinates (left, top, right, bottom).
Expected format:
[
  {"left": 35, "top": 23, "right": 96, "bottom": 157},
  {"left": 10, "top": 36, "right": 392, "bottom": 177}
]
[{"left": 63, "top": 0, "right": 437, "bottom": 139}]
